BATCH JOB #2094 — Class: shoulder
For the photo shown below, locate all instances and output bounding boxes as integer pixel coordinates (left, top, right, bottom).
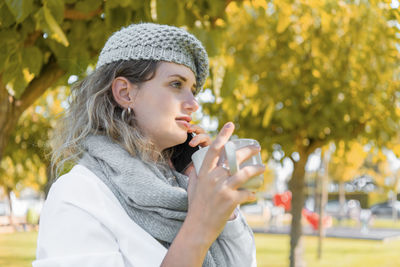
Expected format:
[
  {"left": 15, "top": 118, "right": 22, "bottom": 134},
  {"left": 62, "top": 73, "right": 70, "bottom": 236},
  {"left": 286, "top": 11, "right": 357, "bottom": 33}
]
[
  {"left": 37, "top": 164, "right": 168, "bottom": 266},
  {"left": 49, "top": 164, "right": 111, "bottom": 200},
  {"left": 51, "top": 164, "right": 101, "bottom": 190},
  {"left": 44, "top": 164, "right": 119, "bottom": 217}
]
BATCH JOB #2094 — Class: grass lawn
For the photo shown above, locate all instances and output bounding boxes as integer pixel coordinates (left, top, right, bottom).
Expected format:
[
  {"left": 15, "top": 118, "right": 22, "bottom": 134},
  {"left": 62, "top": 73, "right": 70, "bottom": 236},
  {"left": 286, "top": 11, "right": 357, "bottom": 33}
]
[
  {"left": 0, "top": 231, "right": 37, "bottom": 267},
  {"left": 1, "top": 231, "right": 400, "bottom": 267},
  {"left": 255, "top": 233, "right": 400, "bottom": 267},
  {"left": 331, "top": 218, "right": 400, "bottom": 229}
]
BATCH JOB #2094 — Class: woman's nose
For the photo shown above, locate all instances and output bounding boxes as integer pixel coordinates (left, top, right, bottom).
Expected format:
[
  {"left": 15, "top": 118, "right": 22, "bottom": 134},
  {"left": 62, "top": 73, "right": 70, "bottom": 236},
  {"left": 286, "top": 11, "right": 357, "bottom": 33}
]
[{"left": 183, "top": 94, "right": 199, "bottom": 113}]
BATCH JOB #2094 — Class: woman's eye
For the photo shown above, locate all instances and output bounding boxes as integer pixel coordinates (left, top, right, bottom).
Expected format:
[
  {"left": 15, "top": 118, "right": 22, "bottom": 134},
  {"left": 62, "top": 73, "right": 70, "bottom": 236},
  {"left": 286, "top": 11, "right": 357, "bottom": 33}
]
[{"left": 171, "top": 81, "right": 182, "bottom": 89}]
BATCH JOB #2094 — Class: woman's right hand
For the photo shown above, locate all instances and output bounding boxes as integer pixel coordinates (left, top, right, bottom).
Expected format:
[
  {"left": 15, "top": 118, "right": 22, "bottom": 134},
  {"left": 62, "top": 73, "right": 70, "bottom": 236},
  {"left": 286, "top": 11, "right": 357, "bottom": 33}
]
[
  {"left": 185, "top": 122, "right": 265, "bottom": 244},
  {"left": 162, "top": 122, "right": 265, "bottom": 267}
]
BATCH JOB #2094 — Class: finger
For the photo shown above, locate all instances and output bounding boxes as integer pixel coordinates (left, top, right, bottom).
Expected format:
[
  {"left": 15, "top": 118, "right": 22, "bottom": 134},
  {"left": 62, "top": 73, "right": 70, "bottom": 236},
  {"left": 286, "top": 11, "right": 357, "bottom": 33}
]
[
  {"left": 206, "top": 166, "right": 231, "bottom": 185},
  {"left": 235, "top": 190, "right": 257, "bottom": 204},
  {"left": 213, "top": 166, "right": 231, "bottom": 180},
  {"left": 198, "top": 122, "right": 234, "bottom": 176},
  {"left": 188, "top": 124, "right": 206, "bottom": 134},
  {"left": 235, "top": 145, "right": 261, "bottom": 166},
  {"left": 184, "top": 163, "right": 196, "bottom": 177},
  {"left": 189, "top": 133, "right": 211, "bottom": 147},
  {"left": 227, "top": 164, "right": 265, "bottom": 189}
]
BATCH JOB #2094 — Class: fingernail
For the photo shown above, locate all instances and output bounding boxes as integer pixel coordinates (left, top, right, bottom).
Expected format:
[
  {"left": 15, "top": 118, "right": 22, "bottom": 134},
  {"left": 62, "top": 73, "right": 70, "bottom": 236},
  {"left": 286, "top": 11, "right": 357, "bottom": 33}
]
[{"left": 224, "top": 122, "right": 232, "bottom": 129}]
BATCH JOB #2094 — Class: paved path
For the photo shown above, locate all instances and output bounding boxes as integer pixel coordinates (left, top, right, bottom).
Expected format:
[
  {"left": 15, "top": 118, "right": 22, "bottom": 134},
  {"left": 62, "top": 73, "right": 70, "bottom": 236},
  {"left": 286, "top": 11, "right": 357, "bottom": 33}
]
[{"left": 253, "top": 226, "right": 400, "bottom": 241}]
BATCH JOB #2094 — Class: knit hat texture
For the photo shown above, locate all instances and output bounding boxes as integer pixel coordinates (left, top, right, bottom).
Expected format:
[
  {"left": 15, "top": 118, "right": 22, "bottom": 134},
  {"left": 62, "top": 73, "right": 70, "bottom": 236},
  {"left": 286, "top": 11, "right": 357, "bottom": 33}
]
[{"left": 97, "top": 23, "right": 209, "bottom": 91}]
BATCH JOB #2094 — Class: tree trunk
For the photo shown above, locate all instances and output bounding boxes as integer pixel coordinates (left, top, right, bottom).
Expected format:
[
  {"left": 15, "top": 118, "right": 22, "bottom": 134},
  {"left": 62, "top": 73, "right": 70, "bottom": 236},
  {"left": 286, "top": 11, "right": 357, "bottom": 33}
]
[
  {"left": 5, "top": 186, "right": 15, "bottom": 230},
  {"left": 288, "top": 149, "right": 308, "bottom": 267},
  {"left": 0, "top": 61, "right": 65, "bottom": 161},
  {"left": 317, "top": 152, "right": 328, "bottom": 260},
  {"left": 393, "top": 175, "right": 399, "bottom": 222},
  {"left": 338, "top": 181, "right": 346, "bottom": 224},
  {"left": 0, "top": 76, "right": 20, "bottom": 162},
  {"left": 314, "top": 172, "right": 320, "bottom": 214},
  {"left": 43, "top": 164, "right": 54, "bottom": 199},
  {"left": 392, "top": 190, "right": 398, "bottom": 222}
]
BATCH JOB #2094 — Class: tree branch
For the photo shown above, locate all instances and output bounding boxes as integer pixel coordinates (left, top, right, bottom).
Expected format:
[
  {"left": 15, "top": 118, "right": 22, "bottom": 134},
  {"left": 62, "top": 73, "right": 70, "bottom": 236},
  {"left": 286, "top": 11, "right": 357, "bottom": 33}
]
[
  {"left": 64, "top": 7, "right": 103, "bottom": 20},
  {"left": 0, "top": 74, "right": 14, "bottom": 131},
  {"left": 17, "top": 60, "right": 66, "bottom": 114},
  {"left": 307, "top": 139, "right": 324, "bottom": 156},
  {"left": 24, "top": 31, "right": 42, "bottom": 47}
]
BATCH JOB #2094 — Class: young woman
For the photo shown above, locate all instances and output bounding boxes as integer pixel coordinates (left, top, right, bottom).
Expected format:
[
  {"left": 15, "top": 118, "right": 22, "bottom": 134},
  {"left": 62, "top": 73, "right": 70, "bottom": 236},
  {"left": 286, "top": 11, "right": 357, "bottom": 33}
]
[{"left": 34, "top": 23, "right": 265, "bottom": 267}]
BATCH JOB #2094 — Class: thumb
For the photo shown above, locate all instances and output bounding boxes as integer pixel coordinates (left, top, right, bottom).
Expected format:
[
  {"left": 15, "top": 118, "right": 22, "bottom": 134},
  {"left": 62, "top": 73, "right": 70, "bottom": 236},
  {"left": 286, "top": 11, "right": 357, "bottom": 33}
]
[
  {"left": 186, "top": 165, "right": 197, "bottom": 185},
  {"left": 198, "top": 122, "right": 235, "bottom": 175}
]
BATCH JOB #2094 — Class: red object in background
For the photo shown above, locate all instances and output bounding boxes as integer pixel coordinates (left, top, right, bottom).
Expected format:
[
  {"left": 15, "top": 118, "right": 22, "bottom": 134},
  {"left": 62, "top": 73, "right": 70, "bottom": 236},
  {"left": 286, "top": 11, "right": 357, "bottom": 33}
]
[
  {"left": 302, "top": 208, "right": 332, "bottom": 230},
  {"left": 273, "top": 191, "right": 292, "bottom": 211}
]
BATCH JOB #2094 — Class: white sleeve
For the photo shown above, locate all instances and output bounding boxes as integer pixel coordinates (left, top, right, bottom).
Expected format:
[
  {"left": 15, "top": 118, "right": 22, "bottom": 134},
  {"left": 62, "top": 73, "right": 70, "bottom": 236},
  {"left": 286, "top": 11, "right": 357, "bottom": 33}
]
[
  {"left": 217, "top": 209, "right": 257, "bottom": 267},
  {"left": 33, "top": 189, "right": 125, "bottom": 267}
]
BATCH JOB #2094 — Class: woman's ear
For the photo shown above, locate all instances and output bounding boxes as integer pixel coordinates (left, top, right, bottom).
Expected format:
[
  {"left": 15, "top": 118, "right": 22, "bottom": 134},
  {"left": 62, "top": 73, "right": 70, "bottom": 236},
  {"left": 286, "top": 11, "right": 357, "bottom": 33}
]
[{"left": 111, "top": 77, "right": 138, "bottom": 109}]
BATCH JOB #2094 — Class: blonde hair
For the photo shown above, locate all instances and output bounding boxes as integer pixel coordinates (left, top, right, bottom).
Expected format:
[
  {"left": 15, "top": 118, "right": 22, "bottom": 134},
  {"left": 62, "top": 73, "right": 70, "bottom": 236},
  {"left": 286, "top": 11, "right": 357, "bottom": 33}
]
[{"left": 51, "top": 60, "right": 173, "bottom": 177}]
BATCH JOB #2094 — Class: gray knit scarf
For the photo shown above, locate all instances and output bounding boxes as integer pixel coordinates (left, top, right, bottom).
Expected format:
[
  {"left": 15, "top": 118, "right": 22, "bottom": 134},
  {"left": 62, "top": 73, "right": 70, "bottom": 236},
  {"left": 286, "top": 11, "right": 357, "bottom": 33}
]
[{"left": 79, "top": 135, "right": 226, "bottom": 266}]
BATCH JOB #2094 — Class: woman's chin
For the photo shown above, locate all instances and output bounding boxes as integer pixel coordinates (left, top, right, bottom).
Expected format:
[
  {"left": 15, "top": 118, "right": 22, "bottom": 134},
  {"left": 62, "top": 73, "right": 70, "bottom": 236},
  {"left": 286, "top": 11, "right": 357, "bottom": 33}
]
[
  {"left": 164, "top": 133, "right": 188, "bottom": 149},
  {"left": 178, "top": 132, "right": 189, "bottom": 144}
]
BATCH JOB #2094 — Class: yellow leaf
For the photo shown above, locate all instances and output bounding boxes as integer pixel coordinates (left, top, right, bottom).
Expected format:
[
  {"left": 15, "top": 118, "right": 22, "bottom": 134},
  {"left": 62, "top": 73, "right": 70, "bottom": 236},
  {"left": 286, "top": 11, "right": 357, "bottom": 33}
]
[
  {"left": 262, "top": 100, "right": 274, "bottom": 127},
  {"left": 276, "top": 2, "right": 292, "bottom": 34},
  {"left": 312, "top": 69, "right": 321, "bottom": 78},
  {"left": 22, "top": 68, "right": 34, "bottom": 83},
  {"left": 252, "top": 0, "right": 267, "bottom": 8},
  {"left": 277, "top": 15, "right": 291, "bottom": 33},
  {"left": 43, "top": 5, "right": 69, "bottom": 47}
]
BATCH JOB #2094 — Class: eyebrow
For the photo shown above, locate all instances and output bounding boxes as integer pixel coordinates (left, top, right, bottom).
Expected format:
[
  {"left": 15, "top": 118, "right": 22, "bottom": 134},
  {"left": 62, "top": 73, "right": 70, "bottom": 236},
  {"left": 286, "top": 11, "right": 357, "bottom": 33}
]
[{"left": 168, "top": 74, "right": 197, "bottom": 91}]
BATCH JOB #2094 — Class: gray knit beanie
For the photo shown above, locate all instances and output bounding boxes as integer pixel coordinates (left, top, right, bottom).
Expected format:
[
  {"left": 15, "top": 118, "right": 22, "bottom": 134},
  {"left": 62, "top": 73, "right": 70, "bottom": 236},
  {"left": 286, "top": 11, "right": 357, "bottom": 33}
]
[{"left": 97, "top": 23, "right": 209, "bottom": 91}]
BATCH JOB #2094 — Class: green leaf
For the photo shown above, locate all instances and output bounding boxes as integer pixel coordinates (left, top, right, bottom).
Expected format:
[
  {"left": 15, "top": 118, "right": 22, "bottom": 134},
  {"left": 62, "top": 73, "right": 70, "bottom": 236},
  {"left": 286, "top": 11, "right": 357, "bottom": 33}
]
[
  {"left": 75, "top": 0, "right": 102, "bottom": 14},
  {"left": 43, "top": 6, "right": 69, "bottom": 46},
  {"left": 105, "top": 6, "right": 132, "bottom": 30},
  {"left": 106, "top": 0, "right": 133, "bottom": 9},
  {"left": 88, "top": 19, "right": 108, "bottom": 50},
  {"left": 140, "top": 0, "right": 152, "bottom": 21},
  {"left": 46, "top": 0, "right": 64, "bottom": 24},
  {"left": 0, "top": 2, "right": 16, "bottom": 27},
  {"left": 156, "top": 0, "right": 184, "bottom": 25},
  {"left": 33, "top": 8, "right": 46, "bottom": 31},
  {"left": 220, "top": 68, "right": 237, "bottom": 97},
  {"left": 207, "top": 0, "right": 226, "bottom": 18},
  {"left": 118, "top": 0, "right": 132, "bottom": 7},
  {"left": 12, "top": 71, "right": 28, "bottom": 99},
  {"left": 192, "top": 27, "right": 224, "bottom": 58},
  {"left": 2, "top": 51, "right": 21, "bottom": 85},
  {"left": 22, "top": 46, "right": 43, "bottom": 76},
  {"left": 47, "top": 40, "right": 68, "bottom": 70},
  {"left": 0, "top": 29, "right": 18, "bottom": 71},
  {"left": 129, "top": 0, "right": 144, "bottom": 10},
  {"left": 2, "top": 51, "right": 28, "bottom": 99},
  {"left": 5, "top": 0, "right": 34, "bottom": 23},
  {"left": 0, "top": 48, "right": 8, "bottom": 72},
  {"left": 69, "top": 21, "right": 88, "bottom": 42}
]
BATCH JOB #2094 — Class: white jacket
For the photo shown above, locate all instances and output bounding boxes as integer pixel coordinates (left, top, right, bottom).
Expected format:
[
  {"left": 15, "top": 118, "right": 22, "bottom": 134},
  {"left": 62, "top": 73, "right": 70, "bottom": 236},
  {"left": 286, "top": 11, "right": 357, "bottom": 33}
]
[{"left": 33, "top": 165, "right": 256, "bottom": 267}]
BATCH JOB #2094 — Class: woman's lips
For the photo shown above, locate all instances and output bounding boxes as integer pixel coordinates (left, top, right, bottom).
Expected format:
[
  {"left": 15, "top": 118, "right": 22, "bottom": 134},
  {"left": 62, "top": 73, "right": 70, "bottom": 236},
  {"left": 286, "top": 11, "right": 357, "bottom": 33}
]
[
  {"left": 175, "top": 116, "right": 192, "bottom": 130},
  {"left": 176, "top": 116, "right": 192, "bottom": 123},
  {"left": 176, "top": 119, "right": 191, "bottom": 129}
]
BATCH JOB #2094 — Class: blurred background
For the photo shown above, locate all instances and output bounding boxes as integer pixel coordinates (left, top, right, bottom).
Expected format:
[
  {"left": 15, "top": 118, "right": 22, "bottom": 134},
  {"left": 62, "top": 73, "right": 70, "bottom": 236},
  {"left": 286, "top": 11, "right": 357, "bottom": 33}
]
[{"left": 0, "top": 0, "right": 399, "bottom": 266}]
